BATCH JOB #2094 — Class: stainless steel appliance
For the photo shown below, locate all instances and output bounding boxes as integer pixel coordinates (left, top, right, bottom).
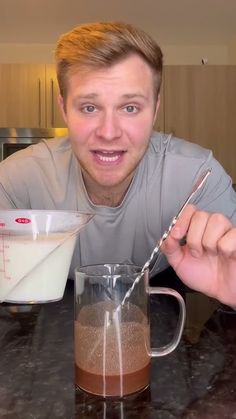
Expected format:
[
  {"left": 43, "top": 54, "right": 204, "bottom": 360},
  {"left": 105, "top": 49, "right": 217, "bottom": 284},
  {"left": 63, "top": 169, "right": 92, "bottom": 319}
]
[{"left": 0, "top": 128, "right": 68, "bottom": 161}]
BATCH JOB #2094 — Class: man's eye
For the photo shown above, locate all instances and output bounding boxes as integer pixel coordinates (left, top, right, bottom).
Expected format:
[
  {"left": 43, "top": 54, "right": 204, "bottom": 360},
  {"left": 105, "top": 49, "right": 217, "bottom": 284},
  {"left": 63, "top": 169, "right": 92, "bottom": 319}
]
[
  {"left": 124, "top": 105, "right": 138, "bottom": 113},
  {"left": 82, "top": 105, "right": 96, "bottom": 113}
]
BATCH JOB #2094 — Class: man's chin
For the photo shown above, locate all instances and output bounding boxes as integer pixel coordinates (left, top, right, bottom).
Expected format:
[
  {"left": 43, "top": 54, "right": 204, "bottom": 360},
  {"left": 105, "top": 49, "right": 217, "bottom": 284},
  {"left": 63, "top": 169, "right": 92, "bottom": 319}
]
[{"left": 96, "top": 179, "right": 123, "bottom": 189}]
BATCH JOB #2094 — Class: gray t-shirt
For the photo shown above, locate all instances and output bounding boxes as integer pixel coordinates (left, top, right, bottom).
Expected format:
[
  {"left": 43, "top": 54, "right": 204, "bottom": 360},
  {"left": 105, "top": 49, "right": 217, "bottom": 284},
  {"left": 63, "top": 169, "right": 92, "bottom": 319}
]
[{"left": 0, "top": 131, "right": 235, "bottom": 277}]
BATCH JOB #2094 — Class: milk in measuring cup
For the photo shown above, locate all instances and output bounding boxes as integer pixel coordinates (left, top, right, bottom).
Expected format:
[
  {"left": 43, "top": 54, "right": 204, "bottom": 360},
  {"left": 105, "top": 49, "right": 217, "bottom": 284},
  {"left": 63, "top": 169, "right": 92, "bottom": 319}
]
[{"left": 0, "top": 233, "right": 76, "bottom": 303}]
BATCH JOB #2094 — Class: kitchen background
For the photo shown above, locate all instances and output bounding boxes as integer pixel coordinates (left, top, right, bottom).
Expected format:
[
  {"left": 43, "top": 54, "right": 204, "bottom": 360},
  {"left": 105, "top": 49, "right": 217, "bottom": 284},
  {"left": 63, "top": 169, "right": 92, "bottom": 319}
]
[{"left": 0, "top": 0, "right": 236, "bottom": 183}]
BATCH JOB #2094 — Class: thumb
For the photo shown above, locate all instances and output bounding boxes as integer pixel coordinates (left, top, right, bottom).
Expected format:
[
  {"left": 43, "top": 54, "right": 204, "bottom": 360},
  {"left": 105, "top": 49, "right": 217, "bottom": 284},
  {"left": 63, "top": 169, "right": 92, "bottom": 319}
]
[{"left": 161, "top": 232, "right": 185, "bottom": 269}]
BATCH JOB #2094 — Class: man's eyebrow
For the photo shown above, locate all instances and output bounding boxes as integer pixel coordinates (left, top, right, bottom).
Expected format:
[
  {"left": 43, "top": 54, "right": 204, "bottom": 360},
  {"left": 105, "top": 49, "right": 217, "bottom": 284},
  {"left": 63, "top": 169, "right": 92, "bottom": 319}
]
[
  {"left": 74, "top": 93, "right": 98, "bottom": 100},
  {"left": 121, "top": 93, "right": 148, "bottom": 101}
]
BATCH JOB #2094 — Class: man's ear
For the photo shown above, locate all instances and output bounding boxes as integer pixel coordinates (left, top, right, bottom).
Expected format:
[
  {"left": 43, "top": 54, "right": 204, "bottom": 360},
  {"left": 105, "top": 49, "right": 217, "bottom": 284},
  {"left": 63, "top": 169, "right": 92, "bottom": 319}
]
[{"left": 58, "top": 94, "right": 67, "bottom": 123}]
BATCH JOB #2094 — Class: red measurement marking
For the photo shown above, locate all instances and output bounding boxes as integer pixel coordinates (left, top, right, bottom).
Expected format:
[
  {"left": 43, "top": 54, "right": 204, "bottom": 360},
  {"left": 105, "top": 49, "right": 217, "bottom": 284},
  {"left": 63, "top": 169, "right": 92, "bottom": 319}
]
[
  {"left": 15, "top": 217, "right": 31, "bottom": 224},
  {"left": 0, "top": 231, "right": 10, "bottom": 279}
]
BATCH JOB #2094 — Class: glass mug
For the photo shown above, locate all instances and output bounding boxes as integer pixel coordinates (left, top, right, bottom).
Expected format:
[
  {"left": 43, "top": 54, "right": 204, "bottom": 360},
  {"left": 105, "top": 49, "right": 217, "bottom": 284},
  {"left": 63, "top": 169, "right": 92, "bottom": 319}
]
[{"left": 74, "top": 263, "right": 186, "bottom": 397}]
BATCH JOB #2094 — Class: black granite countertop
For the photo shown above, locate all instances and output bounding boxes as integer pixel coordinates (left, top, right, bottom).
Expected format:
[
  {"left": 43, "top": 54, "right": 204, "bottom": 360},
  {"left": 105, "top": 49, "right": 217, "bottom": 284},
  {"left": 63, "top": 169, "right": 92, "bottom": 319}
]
[{"left": 0, "top": 279, "right": 236, "bottom": 419}]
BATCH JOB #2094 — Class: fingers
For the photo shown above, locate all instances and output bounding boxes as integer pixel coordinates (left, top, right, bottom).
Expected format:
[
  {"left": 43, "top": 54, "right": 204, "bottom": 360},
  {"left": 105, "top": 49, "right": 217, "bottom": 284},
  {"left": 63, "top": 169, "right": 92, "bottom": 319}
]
[
  {"left": 170, "top": 204, "right": 233, "bottom": 257},
  {"left": 201, "top": 213, "right": 233, "bottom": 255},
  {"left": 161, "top": 205, "right": 236, "bottom": 305},
  {"left": 217, "top": 227, "right": 236, "bottom": 258}
]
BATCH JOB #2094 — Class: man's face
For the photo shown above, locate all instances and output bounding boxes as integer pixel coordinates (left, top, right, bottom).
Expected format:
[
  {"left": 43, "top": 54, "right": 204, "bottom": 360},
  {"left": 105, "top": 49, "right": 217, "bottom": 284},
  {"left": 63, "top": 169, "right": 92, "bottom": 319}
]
[{"left": 60, "top": 54, "right": 160, "bottom": 194}]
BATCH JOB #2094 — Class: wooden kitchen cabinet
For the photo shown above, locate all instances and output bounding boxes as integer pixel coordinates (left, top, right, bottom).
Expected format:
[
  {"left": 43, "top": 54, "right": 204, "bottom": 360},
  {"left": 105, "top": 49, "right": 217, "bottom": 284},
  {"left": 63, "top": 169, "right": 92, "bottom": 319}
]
[
  {"left": 153, "top": 76, "right": 164, "bottom": 132},
  {"left": 163, "top": 65, "right": 236, "bottom": 182},
  {"left": 0, "top": 64, "right": 46, "bottom": 127},
  {"left": 0, "top": 64, "right": 66, "bottom": 128},
  {"left": 45, "top": 64, "right": 66, "bottom": 128}
]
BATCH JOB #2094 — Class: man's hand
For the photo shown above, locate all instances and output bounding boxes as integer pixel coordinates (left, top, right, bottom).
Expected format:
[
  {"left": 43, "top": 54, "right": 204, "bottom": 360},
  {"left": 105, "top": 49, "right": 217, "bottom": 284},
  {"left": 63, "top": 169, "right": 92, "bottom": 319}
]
[{"left": 161, "top": 204, "right": 236, "bottom": 306}]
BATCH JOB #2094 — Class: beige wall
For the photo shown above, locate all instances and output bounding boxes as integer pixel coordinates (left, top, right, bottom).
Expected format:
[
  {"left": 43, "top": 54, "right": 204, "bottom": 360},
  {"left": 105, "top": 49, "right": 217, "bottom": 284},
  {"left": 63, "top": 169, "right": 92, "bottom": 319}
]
[
  {"left": 0, "top": 44, "right": 55, "bottom": 63},
  {"left": 0, "top": 43, "right": 232, "bottom": 64},
  {"left": 163, "top": 45, "right": 229, "bottom": 65}
]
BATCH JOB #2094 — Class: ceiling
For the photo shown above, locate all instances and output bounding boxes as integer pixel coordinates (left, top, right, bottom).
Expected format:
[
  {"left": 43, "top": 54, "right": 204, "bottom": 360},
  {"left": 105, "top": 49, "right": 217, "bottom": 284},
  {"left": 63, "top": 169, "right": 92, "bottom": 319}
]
[{"left": 1, "top": 0, "right": 236, "bottom": 45}]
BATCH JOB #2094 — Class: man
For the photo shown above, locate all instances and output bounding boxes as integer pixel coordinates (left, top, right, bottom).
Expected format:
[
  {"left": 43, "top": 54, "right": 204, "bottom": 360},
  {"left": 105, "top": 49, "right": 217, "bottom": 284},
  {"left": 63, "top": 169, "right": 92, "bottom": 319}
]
[{"left": 0, "top": 22, "right": 235, "bottom": 306}]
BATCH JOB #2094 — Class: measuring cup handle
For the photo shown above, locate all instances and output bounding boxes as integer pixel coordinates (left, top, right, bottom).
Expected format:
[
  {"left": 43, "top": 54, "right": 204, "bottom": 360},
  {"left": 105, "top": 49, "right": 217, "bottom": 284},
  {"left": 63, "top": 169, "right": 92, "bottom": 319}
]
[{"left": 147, "top": 286, "right": 186, "bottom": 357}]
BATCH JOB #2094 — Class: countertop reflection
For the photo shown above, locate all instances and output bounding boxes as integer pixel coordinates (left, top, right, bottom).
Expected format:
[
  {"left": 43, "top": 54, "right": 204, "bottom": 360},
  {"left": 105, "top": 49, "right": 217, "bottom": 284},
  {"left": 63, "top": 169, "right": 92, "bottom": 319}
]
[{"left": 0, "top": 278, "right": 236, "bottom": 419}]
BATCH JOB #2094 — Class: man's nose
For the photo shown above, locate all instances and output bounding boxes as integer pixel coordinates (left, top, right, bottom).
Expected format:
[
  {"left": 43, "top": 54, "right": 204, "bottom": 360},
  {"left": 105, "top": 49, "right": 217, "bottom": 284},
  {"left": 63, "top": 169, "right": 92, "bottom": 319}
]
[{"left": 95, "top": 111, "right": 122, "bottom": 140}]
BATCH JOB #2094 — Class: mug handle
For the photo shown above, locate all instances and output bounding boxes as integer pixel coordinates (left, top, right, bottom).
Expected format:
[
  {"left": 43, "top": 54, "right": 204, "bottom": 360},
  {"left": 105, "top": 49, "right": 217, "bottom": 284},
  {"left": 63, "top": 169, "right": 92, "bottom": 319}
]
[{"left": 147, "top": 286, "right": 186, "bottom": 356}]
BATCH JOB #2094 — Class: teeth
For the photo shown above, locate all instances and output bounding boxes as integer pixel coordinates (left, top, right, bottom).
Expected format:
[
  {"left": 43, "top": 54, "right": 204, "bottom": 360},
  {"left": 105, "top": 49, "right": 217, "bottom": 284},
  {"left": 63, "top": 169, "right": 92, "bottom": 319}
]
[
  {"left": 95, "top": 151, "right": 121, "bottom": 162},
  {"left": 97, "top": 154, "right": 119, "bottom": 162}
]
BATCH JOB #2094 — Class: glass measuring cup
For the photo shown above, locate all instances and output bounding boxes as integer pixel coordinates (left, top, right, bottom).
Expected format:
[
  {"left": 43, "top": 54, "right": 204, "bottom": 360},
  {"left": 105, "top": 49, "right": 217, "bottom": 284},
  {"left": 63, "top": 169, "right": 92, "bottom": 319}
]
[
  {"left": 0, "top": 210, "right": 93, "bottom": 303},
  {"left": 74, "top": 263, "right": 186, "bottom": 397}
]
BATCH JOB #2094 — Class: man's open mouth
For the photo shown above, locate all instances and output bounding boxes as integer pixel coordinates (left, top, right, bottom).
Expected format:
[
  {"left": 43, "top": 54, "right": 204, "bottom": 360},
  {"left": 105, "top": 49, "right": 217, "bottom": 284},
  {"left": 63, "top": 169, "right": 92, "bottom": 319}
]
[{"left": 93, "top": 150, "right": 125, "bottom": 163}]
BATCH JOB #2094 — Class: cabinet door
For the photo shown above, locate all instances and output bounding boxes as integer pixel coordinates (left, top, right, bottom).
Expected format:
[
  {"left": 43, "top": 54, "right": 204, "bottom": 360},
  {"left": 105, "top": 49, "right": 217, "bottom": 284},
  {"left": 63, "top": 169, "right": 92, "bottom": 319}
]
[
  {"left": 153, "top": 71, "right": 164, "bottom": 132},
  {"left": 0, "top": 64, "right": 46, "bottom": 127},
  {"left": 45, "top": 64, "right": 66, "bottom": 128},
  {"left": 164, "top": 65, "right": 236, "bottom": 182}
]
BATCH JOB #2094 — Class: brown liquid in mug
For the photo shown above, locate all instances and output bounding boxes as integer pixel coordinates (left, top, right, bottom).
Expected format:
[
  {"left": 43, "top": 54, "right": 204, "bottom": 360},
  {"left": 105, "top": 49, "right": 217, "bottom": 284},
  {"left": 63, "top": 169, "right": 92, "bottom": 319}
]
[{"left": 75, "top": 301, "right": 150, "bottom": 396}]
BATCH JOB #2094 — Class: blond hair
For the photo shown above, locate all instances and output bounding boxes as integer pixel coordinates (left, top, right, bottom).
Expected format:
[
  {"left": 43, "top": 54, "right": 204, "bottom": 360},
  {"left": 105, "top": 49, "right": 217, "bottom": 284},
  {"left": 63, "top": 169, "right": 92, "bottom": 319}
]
[{"left": 55, "top": 21, "right": 163, "bottom": 100}]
